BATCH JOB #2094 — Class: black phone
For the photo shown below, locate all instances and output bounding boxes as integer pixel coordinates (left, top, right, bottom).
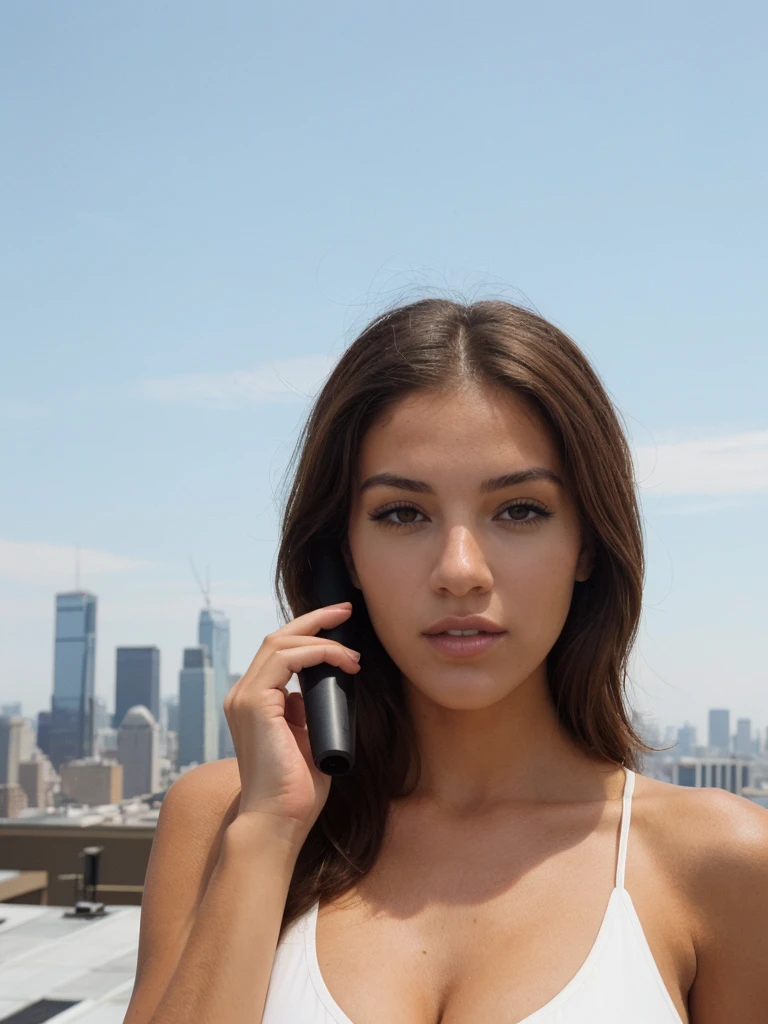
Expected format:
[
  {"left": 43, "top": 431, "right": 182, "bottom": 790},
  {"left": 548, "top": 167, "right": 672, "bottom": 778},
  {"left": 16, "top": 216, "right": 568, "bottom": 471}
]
[{"left": 296, "top": 537, "right": 359, "bottom": 775}]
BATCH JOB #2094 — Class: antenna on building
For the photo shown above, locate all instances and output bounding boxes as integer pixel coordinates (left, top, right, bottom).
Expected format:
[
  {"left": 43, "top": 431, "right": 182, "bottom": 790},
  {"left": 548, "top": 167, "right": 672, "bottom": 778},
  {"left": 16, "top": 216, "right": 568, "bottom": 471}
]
[
  {"left": 75, "top": 545, "right": 80, "bottom": 591},
  {"left": 189, "top": 557, "right": 212, "bottom": 610}
]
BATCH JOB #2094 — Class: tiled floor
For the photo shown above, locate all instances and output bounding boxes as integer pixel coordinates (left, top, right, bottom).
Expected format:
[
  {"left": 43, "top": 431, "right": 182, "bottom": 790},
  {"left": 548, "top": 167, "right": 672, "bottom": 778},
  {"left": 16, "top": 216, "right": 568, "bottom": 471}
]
[{"left": 0, "top": 903, "right": 140, "bottom": 1022}]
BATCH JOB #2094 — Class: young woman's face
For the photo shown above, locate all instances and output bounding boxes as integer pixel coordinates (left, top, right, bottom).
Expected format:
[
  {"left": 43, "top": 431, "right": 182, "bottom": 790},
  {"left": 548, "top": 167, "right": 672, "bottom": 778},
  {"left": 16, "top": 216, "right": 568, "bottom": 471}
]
[{"left": 344, "top": 384, "right": 593, "bottom": 710}]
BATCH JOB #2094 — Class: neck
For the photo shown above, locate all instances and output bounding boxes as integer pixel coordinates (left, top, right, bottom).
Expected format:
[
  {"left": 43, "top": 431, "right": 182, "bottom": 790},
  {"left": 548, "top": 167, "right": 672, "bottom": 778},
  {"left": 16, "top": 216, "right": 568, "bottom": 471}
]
[{"left": 400, "top": 667, "right": 621, "bottom": 815}]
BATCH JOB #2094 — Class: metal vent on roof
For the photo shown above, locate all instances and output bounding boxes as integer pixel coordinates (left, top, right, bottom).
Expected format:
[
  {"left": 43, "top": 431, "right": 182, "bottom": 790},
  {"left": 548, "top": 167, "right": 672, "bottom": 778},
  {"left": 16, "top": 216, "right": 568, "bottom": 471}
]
[{"left": 0, "top": 1000, "right": 81, "bottom": 1023}]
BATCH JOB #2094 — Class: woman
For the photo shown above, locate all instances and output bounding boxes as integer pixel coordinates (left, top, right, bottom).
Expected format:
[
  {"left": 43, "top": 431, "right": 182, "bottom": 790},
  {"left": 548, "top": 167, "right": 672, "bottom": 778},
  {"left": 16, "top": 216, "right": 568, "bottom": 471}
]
[{"left": 126, "top": 299, "right": 768, "bottom": 1024}]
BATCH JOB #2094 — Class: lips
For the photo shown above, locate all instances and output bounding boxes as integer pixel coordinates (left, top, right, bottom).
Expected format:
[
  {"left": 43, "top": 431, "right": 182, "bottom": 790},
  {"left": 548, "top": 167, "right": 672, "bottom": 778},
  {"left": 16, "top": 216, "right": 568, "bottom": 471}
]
[
  {"left": 435, "top": 629, "right": 493, "bottom": 634},
  {"left": 423, "top": 615, "right": 505, "bottom": 635},
  {"left": 423, "top": 631, "right": 505, "bottom": 658}
]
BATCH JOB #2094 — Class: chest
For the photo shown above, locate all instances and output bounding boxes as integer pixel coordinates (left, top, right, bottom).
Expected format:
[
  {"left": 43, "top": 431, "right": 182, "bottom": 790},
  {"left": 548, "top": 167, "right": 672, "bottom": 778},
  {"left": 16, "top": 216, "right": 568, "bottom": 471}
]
[{"left": 310, "top": 806, "right": 693, "bottom": 1024}]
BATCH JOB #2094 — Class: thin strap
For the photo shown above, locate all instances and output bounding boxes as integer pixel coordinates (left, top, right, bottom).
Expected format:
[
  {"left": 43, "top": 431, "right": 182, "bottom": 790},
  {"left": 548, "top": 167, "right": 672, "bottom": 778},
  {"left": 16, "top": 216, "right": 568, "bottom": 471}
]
[{"left": 614, "top": 766, "right": 635, "bottom": 890}]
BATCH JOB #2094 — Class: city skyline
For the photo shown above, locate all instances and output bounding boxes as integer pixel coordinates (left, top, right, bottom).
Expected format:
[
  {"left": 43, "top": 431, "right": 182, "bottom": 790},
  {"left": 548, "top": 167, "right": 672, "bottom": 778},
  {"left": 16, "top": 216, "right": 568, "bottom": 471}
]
[
  {"left": 3, "top": 580, "right": 766, "bottom": 823},
  {"left": 5, "top": 582, "right": 768, "bottom": 760}
]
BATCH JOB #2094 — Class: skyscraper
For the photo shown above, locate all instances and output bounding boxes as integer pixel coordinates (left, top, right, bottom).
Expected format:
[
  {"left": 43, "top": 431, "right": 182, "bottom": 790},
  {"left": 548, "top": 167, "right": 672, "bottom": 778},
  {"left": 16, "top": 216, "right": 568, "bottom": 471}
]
[
  {"left": 178, "top": 646, "right": 218, "bottom": 768},
  {"left": 36, "top": 710, "right": 51, "bottom": 756},
  {"left": 676, "top": 722, "right": 697, "bottom": 757},
  {"left": 117, "top": 705, "right": 160, "bottom": 798},
  {"left": 0, "top": 716, "right": 23, "bottom": 785},
  {"left": 93, "top": 696, "right": 111, "bottom": 732},
  {"left": 708, "top": 709, "right": 730, "bottom": 756},
  {"left": 49, "top": 592, "right": 97, "bottom": 771},
  {"left": 735, "top": 718, "right": 752, "bottom": 757},
  {"left": 114, "top": 646, "right": 160, "bottom": 729},
  {"left": 198, "top": 608, "right": 232, "bottom": 759},
  {"left": 163, "top": 694, "right": 179, "bottom": 734}
]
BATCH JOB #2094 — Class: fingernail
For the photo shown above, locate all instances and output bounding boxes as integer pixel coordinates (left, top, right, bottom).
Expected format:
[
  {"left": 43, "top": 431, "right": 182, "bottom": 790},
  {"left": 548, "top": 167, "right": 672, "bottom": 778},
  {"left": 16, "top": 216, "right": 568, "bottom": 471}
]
[{"left": 348, "top": 650, "right": 361, "bottom": 660}]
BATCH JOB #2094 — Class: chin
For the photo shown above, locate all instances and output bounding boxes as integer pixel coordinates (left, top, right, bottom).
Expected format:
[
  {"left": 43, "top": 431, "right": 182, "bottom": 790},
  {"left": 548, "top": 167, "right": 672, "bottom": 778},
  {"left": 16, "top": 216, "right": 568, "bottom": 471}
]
[{"left": 409, "top": 676, "right": 521, "bottom": 712}]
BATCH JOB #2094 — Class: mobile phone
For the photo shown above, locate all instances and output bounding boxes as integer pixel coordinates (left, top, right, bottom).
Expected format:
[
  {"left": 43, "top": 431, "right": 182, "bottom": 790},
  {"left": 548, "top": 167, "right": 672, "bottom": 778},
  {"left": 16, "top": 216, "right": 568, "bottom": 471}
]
[{"left": 297, "top": 537, "right": 359, "bottom": 775}]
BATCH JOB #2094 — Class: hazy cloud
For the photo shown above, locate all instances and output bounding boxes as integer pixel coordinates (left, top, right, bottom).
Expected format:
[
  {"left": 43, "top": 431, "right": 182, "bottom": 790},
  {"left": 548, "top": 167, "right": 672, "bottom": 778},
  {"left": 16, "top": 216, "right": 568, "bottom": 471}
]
[
  {"left": 138, "top": 355, "right": 340, "bottom": 409},
  {"left": 634, "top": 430, "right": 768, "bottom": 496},
  {"left": 0, "top": 540, "right": 155, "bottom": 584},
  {"left": 137, "top": 361, "right": 768, "bottom": 500}
]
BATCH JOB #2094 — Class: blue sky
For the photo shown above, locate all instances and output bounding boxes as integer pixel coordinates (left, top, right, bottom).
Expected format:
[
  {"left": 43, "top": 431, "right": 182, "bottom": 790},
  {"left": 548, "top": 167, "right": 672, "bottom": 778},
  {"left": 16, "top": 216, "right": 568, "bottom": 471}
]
[{"left": 1, "top": 1, "right": 766, "bottom": 746}]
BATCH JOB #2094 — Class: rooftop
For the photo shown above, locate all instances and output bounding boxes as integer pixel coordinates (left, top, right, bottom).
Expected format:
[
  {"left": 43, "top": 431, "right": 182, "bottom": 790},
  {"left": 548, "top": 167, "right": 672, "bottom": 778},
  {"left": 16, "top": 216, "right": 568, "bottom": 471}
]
[
  {"left": 0, "top": 802, "right": 160, "bottom": 830},
  {"left": 0, "top": 900, "right": 139, "bottom": 1022}
]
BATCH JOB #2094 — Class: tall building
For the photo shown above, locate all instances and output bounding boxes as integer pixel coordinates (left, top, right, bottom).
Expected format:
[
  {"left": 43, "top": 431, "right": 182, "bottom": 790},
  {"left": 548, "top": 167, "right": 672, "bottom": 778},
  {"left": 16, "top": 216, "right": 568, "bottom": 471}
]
[
  {"left": 117, "top": 706, "right": 160, "bottom": 798},
  {"left": 49, "top": 591, "right": 97, "bottom": 771},
  {"left": 735, "top": 718, "right": 752, "bottom": 757},
  {"left": 198, "top": 609, "right": 232, "bottom": 759},
  {"left": 178, "top": 647, "right": 218, "bottom": 768},
  {"left": 114, "top": 647, "right": 160, "bottom": 730},
  {"left": 93, "top": 696, "right": 111, "bottom": 732},
  {"left": 676, "top": 722, "right": 697, "bottom": 757},
  {"left": 17, "top": 718, "right": 37, "bottom": 762},
  {"left": 163, "top": 695, "right": 179, "bottom": 734},
  {"left": 18, "top": 759, "right": 46, "bottom": 809},
  {"left": 0, "top": 716, "right": 24, "bottom": 785},
  {"left": 708, "top": 708, "right": 730, "bottom": 756},
  {"left": 36, "top": 710, "right": 51, "bottom": 756}
]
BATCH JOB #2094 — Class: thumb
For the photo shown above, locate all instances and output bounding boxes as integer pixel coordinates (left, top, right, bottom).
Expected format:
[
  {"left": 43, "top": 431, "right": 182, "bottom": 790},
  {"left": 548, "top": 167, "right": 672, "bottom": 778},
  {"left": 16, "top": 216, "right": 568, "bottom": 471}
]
[{"left": 285, "top": 689, "right": 307, "bottom": 729}]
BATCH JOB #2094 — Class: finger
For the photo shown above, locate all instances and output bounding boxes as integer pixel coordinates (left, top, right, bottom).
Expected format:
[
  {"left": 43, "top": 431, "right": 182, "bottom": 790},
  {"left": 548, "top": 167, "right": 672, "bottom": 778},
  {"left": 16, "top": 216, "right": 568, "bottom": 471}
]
[
  {"left": 269, "top": 633, "right": 359, "bottom": 652},
  {"left": 274, "top": 603, "right": 353, "bottom": 638},
  {"left": 238, "top": 631, "right": 361, "bottom": 688},
  {"left": 237, "top": 605, "right": 354, "bottom": 679},
  {"left": 232, "top": 643, "right": 361, "bottom": 704}
]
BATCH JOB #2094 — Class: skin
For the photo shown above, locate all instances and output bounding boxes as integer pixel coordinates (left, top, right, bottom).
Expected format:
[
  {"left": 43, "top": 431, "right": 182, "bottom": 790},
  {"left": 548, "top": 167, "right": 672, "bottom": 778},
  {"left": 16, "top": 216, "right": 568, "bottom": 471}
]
[
  {"left": 341, "top": 381, "right": 613, "bottom": 812},
  {"left": 123, "top": 379, "right": 768, "bottom": 1024},
  {"left": 315, "top": 381, "right": 768, "bottom": 1023}
]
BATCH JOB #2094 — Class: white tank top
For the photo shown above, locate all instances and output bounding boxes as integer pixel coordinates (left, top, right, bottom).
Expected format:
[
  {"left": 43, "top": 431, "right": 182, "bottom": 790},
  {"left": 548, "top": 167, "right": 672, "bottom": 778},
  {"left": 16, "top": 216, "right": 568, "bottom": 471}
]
[{"left": 261, "top": 766, "right": 685, "bottom": 1023}]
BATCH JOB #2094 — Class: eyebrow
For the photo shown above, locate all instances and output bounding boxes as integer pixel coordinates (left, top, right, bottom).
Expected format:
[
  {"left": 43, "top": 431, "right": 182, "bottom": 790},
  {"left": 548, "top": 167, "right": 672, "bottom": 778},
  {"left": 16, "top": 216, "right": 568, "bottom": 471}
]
[{"left": 359, "top": 467, "right": 564, "bottom": 495}]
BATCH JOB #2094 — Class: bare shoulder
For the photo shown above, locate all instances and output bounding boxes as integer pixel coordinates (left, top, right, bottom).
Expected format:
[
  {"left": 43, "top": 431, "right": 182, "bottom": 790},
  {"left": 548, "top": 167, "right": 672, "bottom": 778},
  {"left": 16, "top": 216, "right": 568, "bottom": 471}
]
[
  {"left": 632, "top": 772, "right": 768, "bottom": 887},
  {"left": 151, "top": 757, "right": 243, "bottom": 869},
  {"left": 162, "top": 757, "right": 243, "bottom": 833},
  {"left": 123, "top": 759, "right": 244, "bottom": 1023},
  {"left": 634, "top": 773, "right": 768, "bottom": 1021},
  {"left": 633, "top": 772, "right": 768, "bottom": 870}
]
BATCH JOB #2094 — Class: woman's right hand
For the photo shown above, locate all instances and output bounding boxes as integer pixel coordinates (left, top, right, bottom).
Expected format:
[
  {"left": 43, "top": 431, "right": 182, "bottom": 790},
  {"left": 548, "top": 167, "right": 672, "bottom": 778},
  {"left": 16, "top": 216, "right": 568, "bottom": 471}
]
[{"left": 223, "top": 602, "right": 361, "bottom": 848}]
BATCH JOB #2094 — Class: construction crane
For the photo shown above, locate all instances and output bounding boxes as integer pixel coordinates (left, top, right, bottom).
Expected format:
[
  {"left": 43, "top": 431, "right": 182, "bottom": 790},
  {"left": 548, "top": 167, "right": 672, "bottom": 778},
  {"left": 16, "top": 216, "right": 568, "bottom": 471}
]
[{"left": 189, "top": 557, "right": 212, "bottom": 611}]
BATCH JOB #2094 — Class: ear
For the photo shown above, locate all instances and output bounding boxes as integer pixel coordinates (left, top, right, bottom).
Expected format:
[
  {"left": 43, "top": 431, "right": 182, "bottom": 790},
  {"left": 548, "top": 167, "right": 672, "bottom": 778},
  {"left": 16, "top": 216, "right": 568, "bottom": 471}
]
[
  {"left": 575, "top": 530, "right": 597, "bottom": 583},
  {"left": 341, "top": 536, "right": 362, "bottom": 589}
]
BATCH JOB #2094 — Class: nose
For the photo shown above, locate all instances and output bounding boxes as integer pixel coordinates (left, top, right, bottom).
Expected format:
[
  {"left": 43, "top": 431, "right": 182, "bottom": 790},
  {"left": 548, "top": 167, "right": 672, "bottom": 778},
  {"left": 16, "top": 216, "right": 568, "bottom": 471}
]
[{"left": 430, "top": 526, "right": 493, "bottom": 596}]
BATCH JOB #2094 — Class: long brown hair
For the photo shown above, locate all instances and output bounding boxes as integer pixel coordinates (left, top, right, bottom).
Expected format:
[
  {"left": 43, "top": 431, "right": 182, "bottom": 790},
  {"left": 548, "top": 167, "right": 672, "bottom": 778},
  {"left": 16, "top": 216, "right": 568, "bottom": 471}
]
[{"left": 273, "top": 297, "right": 661, "bottom": 939}]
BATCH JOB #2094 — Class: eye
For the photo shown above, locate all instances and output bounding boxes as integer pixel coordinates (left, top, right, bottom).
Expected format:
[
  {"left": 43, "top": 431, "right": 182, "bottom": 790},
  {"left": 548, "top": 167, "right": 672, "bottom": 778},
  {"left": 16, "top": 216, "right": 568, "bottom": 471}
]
[
  {"left": 368, "top": 501, "right": 553, "bottom": 529},
  {"left": 497, "top": 502, "right": 553, "bottom": 525},
  {"left": 369, "top": 503, "right": 425, "bottom": 528}
]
